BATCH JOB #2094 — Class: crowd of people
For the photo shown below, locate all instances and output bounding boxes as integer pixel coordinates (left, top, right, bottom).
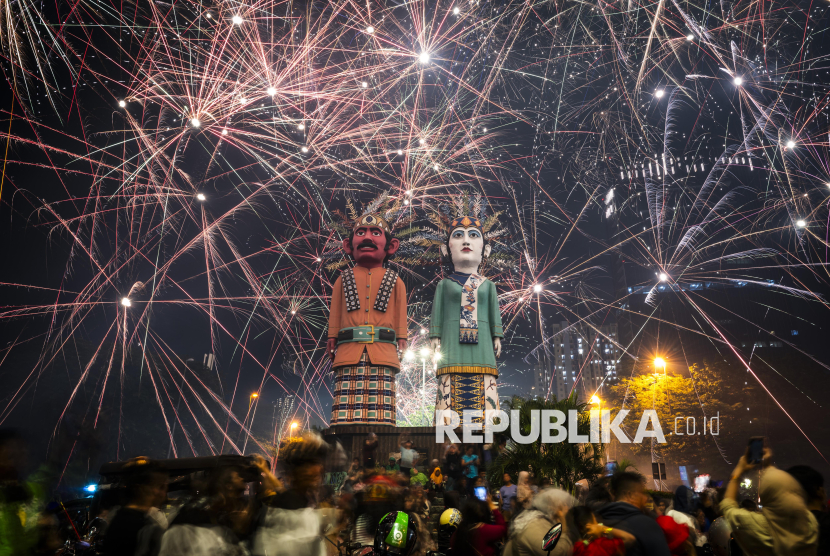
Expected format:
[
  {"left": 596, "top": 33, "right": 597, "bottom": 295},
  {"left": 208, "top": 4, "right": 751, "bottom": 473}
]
[{"left": 1, "top": 429, "right": 829, "bottom": 556}]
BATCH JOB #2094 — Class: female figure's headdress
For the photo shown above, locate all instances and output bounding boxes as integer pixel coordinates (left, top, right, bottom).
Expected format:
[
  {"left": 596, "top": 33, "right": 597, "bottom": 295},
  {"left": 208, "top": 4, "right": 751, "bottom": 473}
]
[{"left": 415, "top": 193, "right": 515, "bottom": 270}]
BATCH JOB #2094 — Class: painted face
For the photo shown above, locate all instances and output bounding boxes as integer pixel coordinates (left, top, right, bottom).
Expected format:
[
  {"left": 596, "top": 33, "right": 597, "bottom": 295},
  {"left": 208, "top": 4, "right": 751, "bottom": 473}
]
[
  {"left": 448, "top": 226, "right": 484, "bottom": 269},
  {"left": 343, "top": 225, "right": 399, "bottom": 267}
]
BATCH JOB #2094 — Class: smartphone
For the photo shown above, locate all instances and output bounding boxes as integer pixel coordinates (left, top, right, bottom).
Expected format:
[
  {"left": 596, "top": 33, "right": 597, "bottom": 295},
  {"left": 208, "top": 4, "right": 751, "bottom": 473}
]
[
  {"left": 748, "top": 437, "right": 764, "bottom": 464},
  {"left": 474, "top": 486, "right": 487, "bottom": 501}
]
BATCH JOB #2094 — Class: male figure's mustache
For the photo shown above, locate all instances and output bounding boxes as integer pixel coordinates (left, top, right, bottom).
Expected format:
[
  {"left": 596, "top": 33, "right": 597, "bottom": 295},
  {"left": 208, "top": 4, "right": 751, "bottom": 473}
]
[{"left": 356, "top": 240, "right": 378, "bottom": 250}]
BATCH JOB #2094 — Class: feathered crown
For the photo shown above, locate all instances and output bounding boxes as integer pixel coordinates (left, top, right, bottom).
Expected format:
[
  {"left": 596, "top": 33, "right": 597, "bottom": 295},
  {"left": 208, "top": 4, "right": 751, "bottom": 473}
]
[
  {"left": 322, "top": 193, "right": 423, "bottom": 271},
  {"left": 412, "top": 193, "right": 515, "bottom": 269}
]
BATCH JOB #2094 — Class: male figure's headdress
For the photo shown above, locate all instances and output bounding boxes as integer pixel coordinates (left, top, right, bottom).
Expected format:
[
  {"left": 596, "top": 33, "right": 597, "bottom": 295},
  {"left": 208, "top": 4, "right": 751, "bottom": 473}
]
[{"left": 323, "top": 193, "right": 421, "bottom": 271}]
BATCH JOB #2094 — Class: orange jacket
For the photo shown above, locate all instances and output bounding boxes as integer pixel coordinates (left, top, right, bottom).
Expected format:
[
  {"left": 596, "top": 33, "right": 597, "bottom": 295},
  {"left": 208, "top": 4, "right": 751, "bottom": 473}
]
[{"left": 328, "top": 266, "right": 408, "bottom": 369}]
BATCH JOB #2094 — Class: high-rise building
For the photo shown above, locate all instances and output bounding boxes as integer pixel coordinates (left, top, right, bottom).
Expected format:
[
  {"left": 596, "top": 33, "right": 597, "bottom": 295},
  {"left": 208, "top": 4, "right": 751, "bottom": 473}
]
[
  {"left": 531, "top": 357, "right": 552, "bottom": 399},
  {"left": 273, "top": 395, "right": 295, "bottom": 424},
  {"left": 550, "top": 321, "right": 620, "bottom": 402}
]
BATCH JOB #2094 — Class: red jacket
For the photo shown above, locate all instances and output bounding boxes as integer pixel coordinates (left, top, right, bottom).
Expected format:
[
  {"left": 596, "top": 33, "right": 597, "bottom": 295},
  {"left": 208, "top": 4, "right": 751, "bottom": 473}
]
[{"left": 451, "top": 510, "right": 507, "bottom": 556}]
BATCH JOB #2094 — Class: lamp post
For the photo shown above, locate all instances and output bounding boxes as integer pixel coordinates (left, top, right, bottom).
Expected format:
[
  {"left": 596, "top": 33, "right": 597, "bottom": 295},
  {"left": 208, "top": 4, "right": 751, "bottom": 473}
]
[
  {"left": 651, "top": 357, "right": 666, "bottom": 490},
  {"left": 242, "top": 392, "right": 260, "bottom": 455},
  {"left": 590, "top": 395, "right": 603, "bottom": 464},
  {"left": 289, "top": 421, "right": 298, "bottom": 439},
  {"left": 420, "top": 347, "right": 431, "bottom": 392}
]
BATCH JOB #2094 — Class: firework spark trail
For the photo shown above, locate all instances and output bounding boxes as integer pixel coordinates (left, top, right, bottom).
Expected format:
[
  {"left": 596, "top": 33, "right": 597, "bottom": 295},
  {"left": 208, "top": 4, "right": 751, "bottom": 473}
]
[{"left": 0, "top": 0, "right": 828, "bottom": 465}]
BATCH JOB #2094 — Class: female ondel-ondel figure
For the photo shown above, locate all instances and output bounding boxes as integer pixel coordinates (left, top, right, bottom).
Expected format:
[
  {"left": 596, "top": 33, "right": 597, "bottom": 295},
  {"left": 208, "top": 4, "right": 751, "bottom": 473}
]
[{"left": 429, "top": 215, "right": 503, "bottom": 425}]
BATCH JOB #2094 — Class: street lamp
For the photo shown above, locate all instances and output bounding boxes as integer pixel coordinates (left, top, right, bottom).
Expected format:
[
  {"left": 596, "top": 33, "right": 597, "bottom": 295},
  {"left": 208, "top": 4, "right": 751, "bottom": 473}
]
[
  {"left": 290, "top": 421, "right": 298, "bottom": 439},
  {"left": 249, "top": 392, "right": 259, "bottom": 408},
  {"left": 654, "top": 357, "right": 666, "bottom": 372}
]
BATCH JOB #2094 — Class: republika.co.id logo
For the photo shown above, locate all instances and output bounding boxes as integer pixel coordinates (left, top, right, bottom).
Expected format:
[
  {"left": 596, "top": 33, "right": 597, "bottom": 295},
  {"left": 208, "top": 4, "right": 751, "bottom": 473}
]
[{"left": 434, "top": 409, "right": 720, "bottom": 444}]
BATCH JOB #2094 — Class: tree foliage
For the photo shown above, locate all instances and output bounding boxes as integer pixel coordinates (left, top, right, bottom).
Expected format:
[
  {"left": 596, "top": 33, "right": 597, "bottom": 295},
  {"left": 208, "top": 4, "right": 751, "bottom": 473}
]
[
  {"left": 486, "top": 395, "right": 604, "bottom": 492},
  {"left": 606, "top": 359, "right": 759, "bottom": 469}
]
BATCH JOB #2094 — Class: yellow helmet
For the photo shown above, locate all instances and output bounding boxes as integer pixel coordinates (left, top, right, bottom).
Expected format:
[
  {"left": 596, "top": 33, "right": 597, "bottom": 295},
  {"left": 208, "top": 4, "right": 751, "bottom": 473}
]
[{"left": 439, "top": 508, "right": 462, "bottom": 527}]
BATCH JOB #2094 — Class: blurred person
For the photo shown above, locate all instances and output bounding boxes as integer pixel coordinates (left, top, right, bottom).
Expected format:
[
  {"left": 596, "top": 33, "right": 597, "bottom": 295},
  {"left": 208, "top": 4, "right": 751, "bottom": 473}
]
[
  {"left": 654, "top": 497, "right": 668, "bottom": 517},
  {"left": 429, "top": 460, "right": 444, "bottom": 493},
  {"left": 0, "top": 429, "right": 42, "bottom": 556},
  {"left": 451, "top": 495, "right": 507, "bottom": 556},
  {"left": 667, "top": 485, "right": 706, "bottom": 546},
  {"left": 569, "top": 505, "right": 637, "bottom": 556},
  {"left": 499, "top": 473, "right": 518, "bottom": 518},
  {"left": 162, "top": 457, "right": 273, "bottom": 556},
  {"left": 699, "top": 489, "right": 718, "bottom": 525},
  {"left": 385, "top": 456, "right": 400, "bottom": 474},
  {"left": 722, "top": 447, "right": 818, "bottom": 556},
  {"left": 362, "top": 433, "right": 379, "bottom": 470},
  {"left": 503, "top": 487, "right": 575, "bottom": 556},
  {"left": 250, "top": 433, "right": 337, "bottom": 556},
  {"left": 348, "top": 458, "right": 361, "bottom": 475},
  {"left": 405, "top": 485, "right": 430, "bottom": 521},
  {"left": 585, "top": 478, "right": 613, "bottom": 512},
  {"left": 655, "top": 513, "right": 694, "bottom": 556},
  {"left": 34, "top": 501, "right": 63, "bottom": 556},
  {"left": 410, "top": 467, "right": 428, "bottom": 488},
  {"left": 354, "top": 468, "right": 401, "bottom": 544},
  {"left": 399, "top": 436, "right": 419, "bottom": 478},
  {"left": 483, "top": 443, "right": 494, "bottom": 471},
  {"left": 444, "top": 444, "right": 463, "bottom": 492},
  {"left": 515, "top": 471, "right": 534, "bottom": 512},
  {"left": 103, "top": 458, "right": 168, "bottom": 556},
  {"left": 445, "top": 476, "right": 469, "bottom": 510},
  {"left": 438, "top": 508, "right": 462, "bottom": 553},
  {"left": 787, "top": 465, "right": 830, "bottom": 556},
  {"left": 461, "top": 446, "right": 479, "bottom": 486},
  {"left": 597, "top": 471, "right": 671, "bottom": 556},
  {"left": 471, "top": 476, "right": 486, "bottom": 493}
]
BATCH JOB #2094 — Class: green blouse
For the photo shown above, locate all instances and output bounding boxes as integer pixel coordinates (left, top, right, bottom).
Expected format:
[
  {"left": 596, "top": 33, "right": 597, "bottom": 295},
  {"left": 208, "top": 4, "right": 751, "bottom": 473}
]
[{"left": 429, "top": 277, "right": 504, "bottom": 375}]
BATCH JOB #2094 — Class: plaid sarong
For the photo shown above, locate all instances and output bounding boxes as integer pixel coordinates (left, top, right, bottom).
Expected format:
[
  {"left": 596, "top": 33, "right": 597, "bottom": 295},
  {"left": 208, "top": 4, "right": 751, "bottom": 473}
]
[{"left": 331, "top": 353, "right": 397, "bottom": 425}]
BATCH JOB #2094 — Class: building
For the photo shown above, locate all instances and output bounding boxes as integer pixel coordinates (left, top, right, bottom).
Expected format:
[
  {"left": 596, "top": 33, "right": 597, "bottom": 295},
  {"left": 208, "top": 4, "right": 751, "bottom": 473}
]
[
  {"left": 531, "top": 357, "right": 553, "bottom": 399},
  {"left": 272, "top": 395, "right": 296, "bottom": 428},
  {"left": 550, "top": 321, "right": 620, "bottom": 402}
]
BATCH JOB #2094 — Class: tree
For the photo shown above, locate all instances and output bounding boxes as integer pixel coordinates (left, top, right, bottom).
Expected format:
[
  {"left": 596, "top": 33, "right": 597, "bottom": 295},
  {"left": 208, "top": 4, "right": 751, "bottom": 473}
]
[
  {"left": 606, "top": 359, "right": 758, "bottom": 472},
  {"left": 487, "top": 395, "right": 604, "bottom": 492}
]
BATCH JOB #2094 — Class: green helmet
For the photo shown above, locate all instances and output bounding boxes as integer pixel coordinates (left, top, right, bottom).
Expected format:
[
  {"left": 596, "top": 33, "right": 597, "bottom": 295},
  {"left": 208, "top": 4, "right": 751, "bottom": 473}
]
[{"left": 374, "top": 511, "right": 418, "bottom": 556}]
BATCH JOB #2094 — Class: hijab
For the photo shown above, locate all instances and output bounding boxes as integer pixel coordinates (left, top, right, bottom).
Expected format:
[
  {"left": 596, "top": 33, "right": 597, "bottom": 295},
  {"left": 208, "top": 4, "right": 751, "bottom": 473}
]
[
  {"left": 516, "top": 471, "right": 533, "bottom": 508},
  {"left": 672, "top": 485, "right": 698, "bottom": 515},
  {"left": 759, "top": 467, "right": 818, "bottom": 556}
]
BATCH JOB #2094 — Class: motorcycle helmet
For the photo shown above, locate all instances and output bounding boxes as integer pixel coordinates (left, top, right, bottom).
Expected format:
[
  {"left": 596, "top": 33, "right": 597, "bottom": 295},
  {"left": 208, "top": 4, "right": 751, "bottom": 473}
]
[
  {"left": 708, "top": 516, "right": 734, "bottom": 556},
  {"left": 374, "top": 511, "right": 418, "bottom": 556},
  {"left": 439, "top": 508, "right": 462, "bottom": 528},
  {"left": 437, "top": 508, "right": 462, "bottom": 551}
]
